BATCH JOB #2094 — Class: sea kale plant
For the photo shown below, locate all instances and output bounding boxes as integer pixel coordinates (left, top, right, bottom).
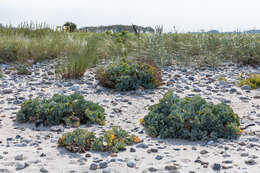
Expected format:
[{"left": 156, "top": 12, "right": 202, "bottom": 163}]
[
  {"left": 16, "top": 93, "right": 105, "bottom": 126},
  {"left": 96, "top": 59, "right": 162, "bottom": 91},
  {"left": 58, "top": 126, "right": 141, "bottom": 153},
  {"left": 141, "top": 91, "right": 241, "bottom": 141}
]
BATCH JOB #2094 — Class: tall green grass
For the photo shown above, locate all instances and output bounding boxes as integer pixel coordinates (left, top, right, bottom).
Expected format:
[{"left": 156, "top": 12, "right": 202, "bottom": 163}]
[
  {"left": 163, "top": 32, "right": 260, "bottom": 66},
  {"left": 1, "top": 22, "right": 260, "bottom": 74}
]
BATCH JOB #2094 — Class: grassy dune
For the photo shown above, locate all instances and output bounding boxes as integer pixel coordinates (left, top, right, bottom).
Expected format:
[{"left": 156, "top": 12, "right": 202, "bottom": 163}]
[{"left": 0, "top": 23, "right": 260, "bottom": 78}]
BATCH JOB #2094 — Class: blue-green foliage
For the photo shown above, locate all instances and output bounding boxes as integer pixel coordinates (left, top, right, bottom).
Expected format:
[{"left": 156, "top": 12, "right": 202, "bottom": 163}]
[
  {"left": 97, "top": 59, "right": 162, "bottom": 91},
  {"left": 143, "top": 91, "right": 240, "bottom": 141},
  {"left": 58, "top": 127, "right": 140, "bottom": 153},
  {"left": 16, "top": 93, "right": 105, "bottom": 126}
]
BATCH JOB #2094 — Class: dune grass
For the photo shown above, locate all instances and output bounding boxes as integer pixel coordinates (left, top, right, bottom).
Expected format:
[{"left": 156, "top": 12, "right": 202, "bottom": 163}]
[
  {"left": 239, "top": 74, "right": 260, "bottom": 89},
  {"left": 1, "top": 22, "right": 260, "bottom": 79}
]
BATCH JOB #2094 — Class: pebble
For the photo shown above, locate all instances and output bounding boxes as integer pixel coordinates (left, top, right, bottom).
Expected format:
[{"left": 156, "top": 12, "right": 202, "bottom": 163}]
[
  {"left": 136, "top": 143, "right": 148, "bottom": 149},
  {"left": 16, "top": 162, "right": 28, "bottom": 170},
  {"left": 200, "top": 150, "right": 209, "bottom": 155},
  {"left": 102, "top": 168, "right": 111, "bottom": 173},
  {"left": 148, "top": 167, "right": 157, "bottom": 172},
  {"left": 2, "top": 89, "right": 13, "bottom": 94},
  {"left": 15, "top": 154, "right": 24, "bottom": 161},
  {"left": 165, "top": 165, "right": 178, "bottom": 171},
  {"left": 212, "top": 163, "right": 221, "bottom": 171},
  {"left": 241, "top": 85, "right": 251, "bottom": 91},
  {"left": 245, "top": 159, "right": 257, "bottom": 165},
  {"left": 99, "top": 162, "right": 108, "bottom": 169},
  {"left": 90, "top": 163, "right": 98, "bottom": 170},
  {"left": 127, "top": 160, "right": 136, "bottom": 168},
  {"left": 155, "top": 155, "right": 163, "bottom": 160},
  {"left": 40, "top": 167, "right": 48, "bottom": 173},
  {"left": 130, "top": 148, "right": 136, "bottom": 152},
  {"left": 240, "top": 153, "right": 249, "bottom": 157}
]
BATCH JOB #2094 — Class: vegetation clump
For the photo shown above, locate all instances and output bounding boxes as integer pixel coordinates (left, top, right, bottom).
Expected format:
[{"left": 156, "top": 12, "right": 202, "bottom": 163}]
[
  {"left": 96, "top": 59, "right": 162, "bottom": 91},
  {"left": 141, "top": 91, "right": 241, "bottom": 141},
  {"left": 55, "top": 34, "right": 103, "bottom": 79},
  {"left": 16, "top": 64, "right": 32, "bottom": 75},
  {"left": 58, "top": 126, "right": 141, "bottom": 153},
  {"left": 16, "top": 93, "right": 105, "bottom": 126},
  {"left": 239, "top": 74, "right": 260, "bottom": 89},
  {"left": 218, "top": 76, "right": 227, "bottom": 81}
]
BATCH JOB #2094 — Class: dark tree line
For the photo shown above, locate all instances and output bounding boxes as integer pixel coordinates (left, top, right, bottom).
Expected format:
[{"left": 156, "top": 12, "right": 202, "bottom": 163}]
[{"left": 79, "top": 24, "right": 155, "bottom": 33}]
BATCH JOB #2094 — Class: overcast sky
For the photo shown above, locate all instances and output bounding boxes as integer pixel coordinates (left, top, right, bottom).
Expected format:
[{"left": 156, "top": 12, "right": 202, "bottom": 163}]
[{"left": 1, "top": 0, "right": 260, "bottom": 32}]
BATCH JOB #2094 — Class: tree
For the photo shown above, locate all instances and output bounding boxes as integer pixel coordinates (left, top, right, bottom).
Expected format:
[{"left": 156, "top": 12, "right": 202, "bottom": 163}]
[{"left": 63, "top": 22, "right": 77, "bottom": 32}]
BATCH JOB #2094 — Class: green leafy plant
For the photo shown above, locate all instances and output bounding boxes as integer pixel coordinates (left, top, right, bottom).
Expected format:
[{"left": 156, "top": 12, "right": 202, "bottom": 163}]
[
  {"left": 141, "top": 91, "right": 241, "bottom": 141},
  {"left": 239, "top": 73, "right": 260, "bottom": 89},
  {"left": 0, "top": 73, "right": 3, "bottom": 78},
  {"left": 58, "top": 126, "right": 141, "bottom": 153},
  {"left": 16, "top": 93, "right": 105, "bottom": 126},
  {"left": 96, "top": 59, "right": 162, "bottom": 91}
]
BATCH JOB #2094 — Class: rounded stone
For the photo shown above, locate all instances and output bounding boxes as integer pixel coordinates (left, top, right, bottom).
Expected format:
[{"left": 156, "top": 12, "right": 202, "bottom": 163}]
[{"left": 127, "top": 160, "right": 136, "bottom": 168}]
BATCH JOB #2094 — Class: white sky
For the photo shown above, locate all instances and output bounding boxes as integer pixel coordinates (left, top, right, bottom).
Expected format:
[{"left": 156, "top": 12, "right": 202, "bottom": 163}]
[{"left": 0, "top": 0, "right": 260, "bottom": 32}]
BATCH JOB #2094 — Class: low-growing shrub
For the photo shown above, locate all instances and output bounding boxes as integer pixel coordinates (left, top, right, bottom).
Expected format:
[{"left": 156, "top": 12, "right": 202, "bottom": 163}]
[
  {"left": 16, "top": 93, "right": 105, "bottom": 126},
  {"left": 141, "top": 91, "right": 241, "bottom": 141},
  {"left": 58, "top": 126, "right": 141, "bottom": 153},
  {"left": 96, "top": 59, "right": 162, "bottom": 91},
  {"left": 239, "top": 74, "right": 260, "bottom": 89},
  {"left": 0, "top": 73, "right": 3, "bottom": 78}
]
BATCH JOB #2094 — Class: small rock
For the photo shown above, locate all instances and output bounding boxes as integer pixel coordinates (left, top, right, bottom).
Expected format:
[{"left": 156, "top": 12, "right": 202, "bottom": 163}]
[
  {"left": 2, "top": 89, "right": 13, "bottom": 94},
  {"left": 50, "top": 126, "right": 64, "bottom": 132},
  {"left": 136, "top": 143, "right": 148, "bottom": 149},
  {"left": 200, "top": 150, "right": 209, "bottom": 155},
  {"left": 212, "top": 163, "right": 221, "bottom": 171},
  {"left": 40, "top": 167, "right": 48, "bottom": 173},
  {"left": 150, "top": 148, "right": 158, "bottom": 153},
  {"left": 245, "top": 159, "right": 257, "bottom": 165},
  {"left": 15, "top": 154, "right": 24, "bottom": 161},
  {"left": 90, "top": 163, "right": 98, "bottom": 170},
  {"left": 207, "top": 140, "right": 214, "bottom": 145},
  {"left": 191, "top": 146, "right": 197, "bottom": 150},
  {"left": 127, "top": 160, "right": 136, "bottom": 168},
  {"left": 85, "top": 153, "right": 91, "bottom": 157},
  {"left": 102, "top": 168, "right": 111, "bottom": 173},
  {"left": 99, "top": 162, "right": 108, "bottom": 169},
  {"left": 148, "top": 167, "right": 157, "bottom": 172},
  {"left": 69, "top": 84, "right": 80, "bottom": 91},
  {"left": 155, "top": 155, "right": 163, "bottom": 160},
  {"left": 241, "top": 85, "right": 251, "bottom": 91},
  {"left": 16, "top": 162, "right": 28, "bottom": 171},
  {"left": 0, "top": 169, "right": 10, "bottom": 173},
  {"left": 240, "top": 153, "right": 249, "bottom": 157},
  {"left": 130, "top": 148, "right": 136, "bottom": 152},
  {"left": 165, "top": 165, "right": 178, "bottom": 171}
]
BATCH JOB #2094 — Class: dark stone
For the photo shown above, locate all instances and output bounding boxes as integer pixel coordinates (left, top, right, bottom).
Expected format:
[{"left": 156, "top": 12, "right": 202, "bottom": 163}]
[
  {"left": 148, "top": 167, "right": 157, "bottom": 172},
  {"left": 90, "top": 163, "right": 98, "bottom": 170},
  {"left": 99, "top": 162, "right": 108, "bottom": 169},
  {"left": 212, "top": 163, "right": 221, "bottom": 171}
]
